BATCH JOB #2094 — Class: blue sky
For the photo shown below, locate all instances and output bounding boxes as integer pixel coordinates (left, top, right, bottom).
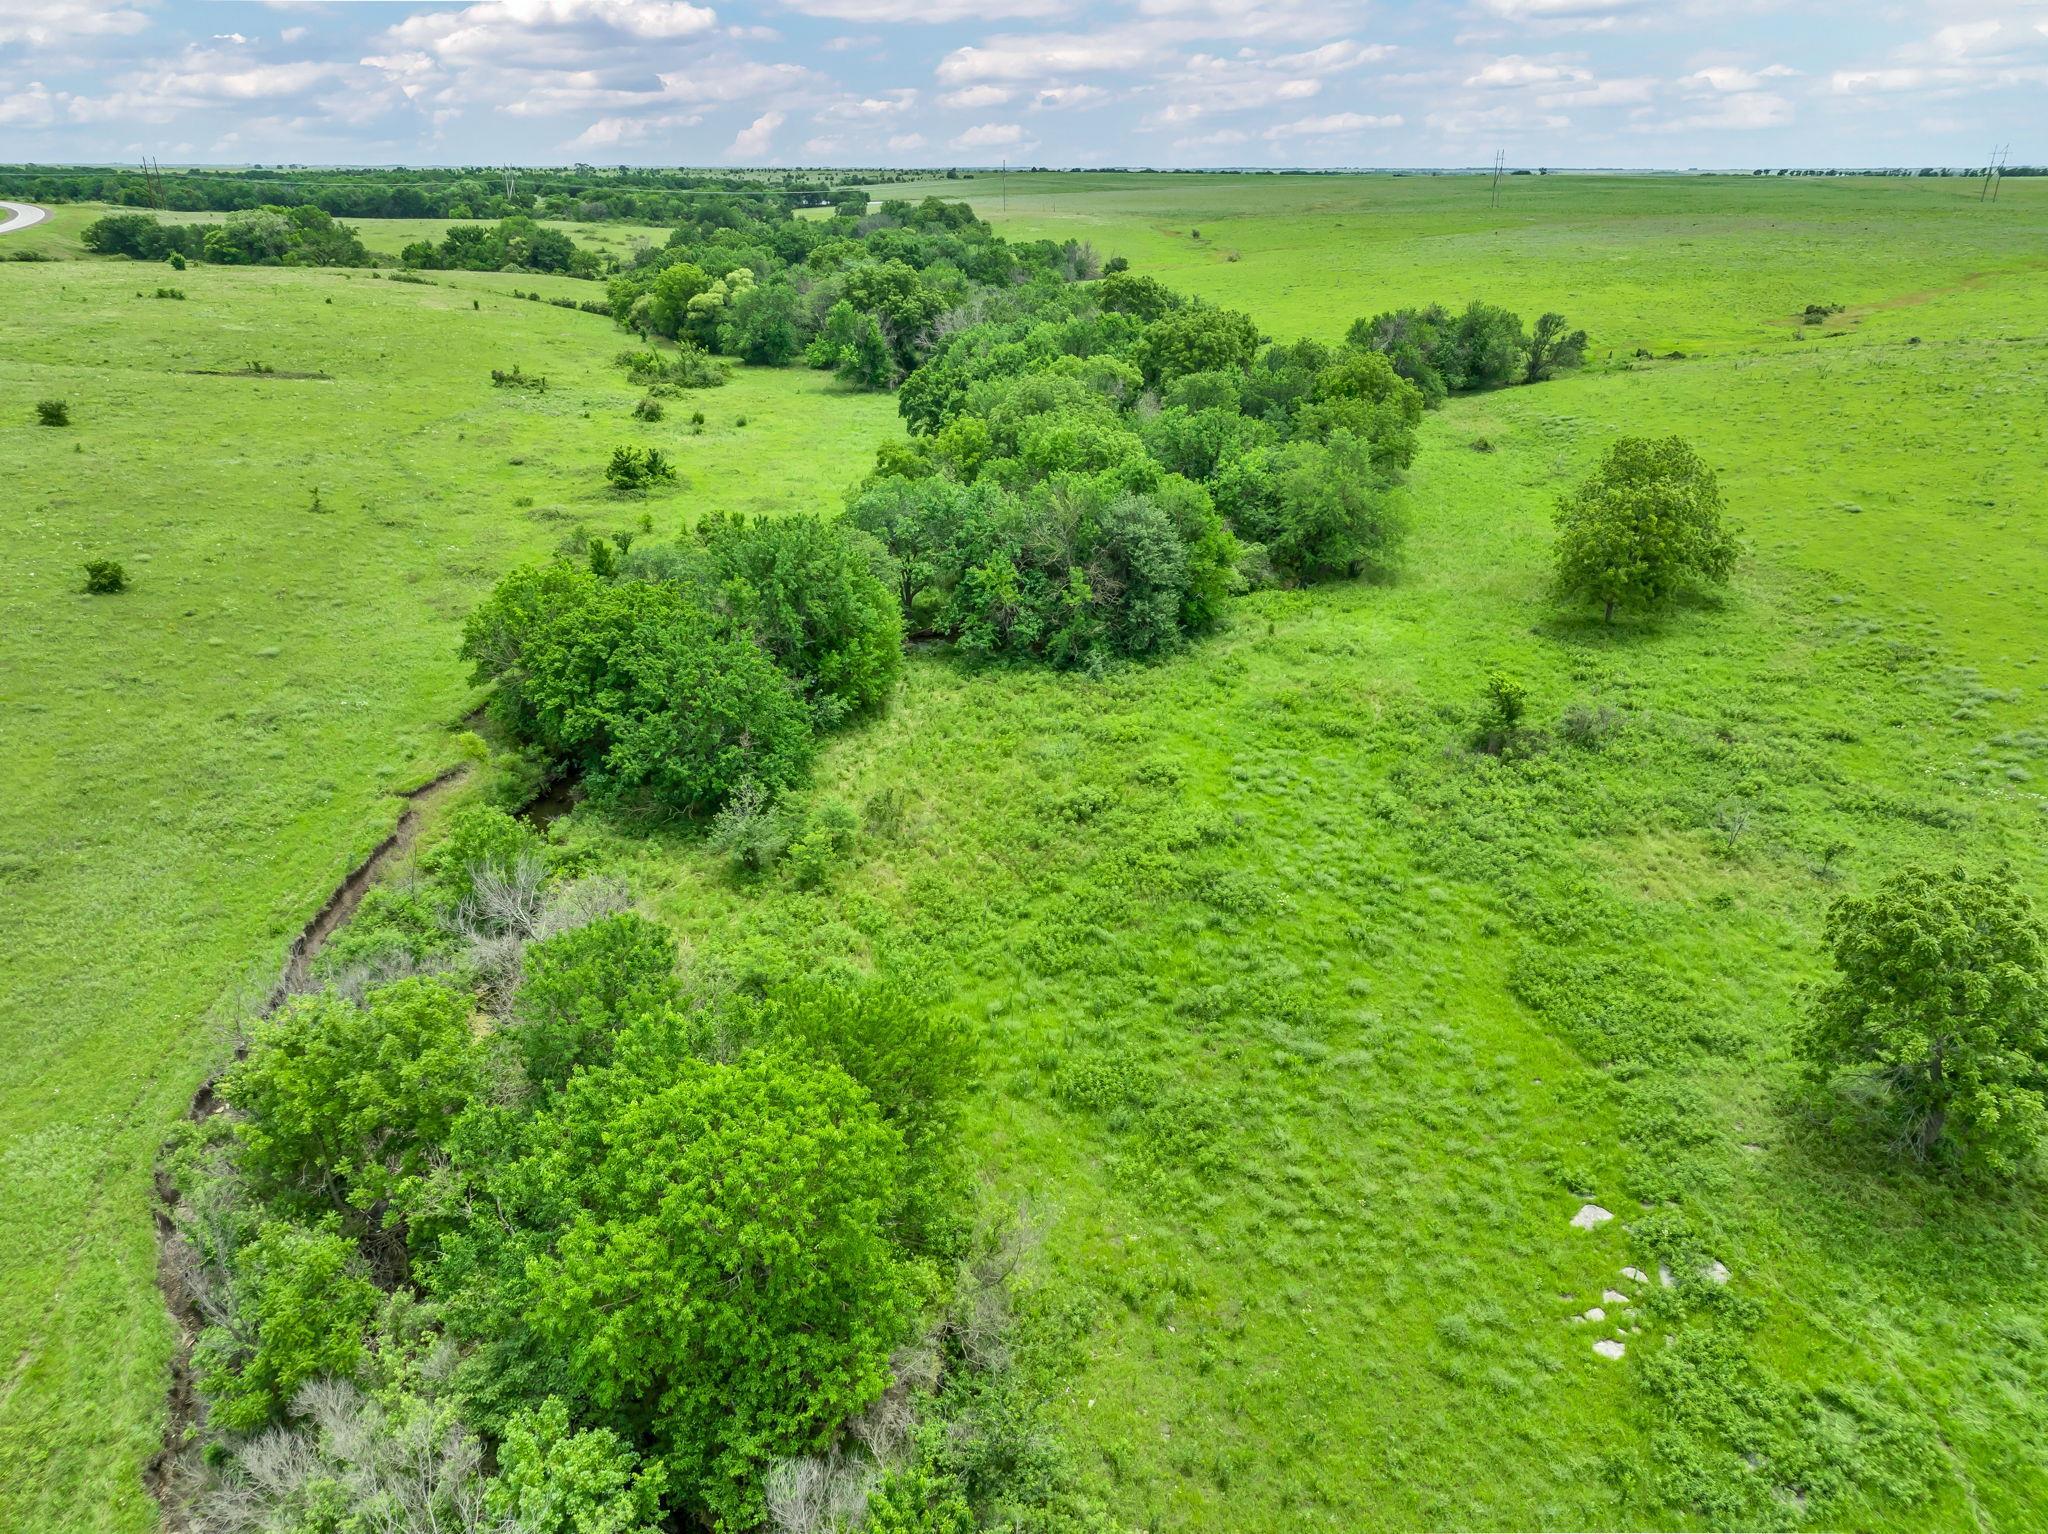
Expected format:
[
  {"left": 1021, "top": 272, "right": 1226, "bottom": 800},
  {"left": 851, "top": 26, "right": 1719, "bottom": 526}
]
[{"left": 2, "top": 1, "right": 2043, "bottom": 169}]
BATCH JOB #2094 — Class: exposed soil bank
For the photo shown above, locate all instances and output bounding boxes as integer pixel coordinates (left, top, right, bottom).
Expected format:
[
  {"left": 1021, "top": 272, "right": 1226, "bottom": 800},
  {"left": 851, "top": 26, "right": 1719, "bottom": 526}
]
[{"left": 147, "top": 764, "right": 471, "bottom": 1519}]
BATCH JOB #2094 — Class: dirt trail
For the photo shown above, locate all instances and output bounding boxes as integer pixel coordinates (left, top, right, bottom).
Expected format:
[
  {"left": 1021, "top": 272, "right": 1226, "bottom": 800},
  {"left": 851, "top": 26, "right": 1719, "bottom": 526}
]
[{"left": 147, "top": 764, "right": 470, "bottom": 1517}]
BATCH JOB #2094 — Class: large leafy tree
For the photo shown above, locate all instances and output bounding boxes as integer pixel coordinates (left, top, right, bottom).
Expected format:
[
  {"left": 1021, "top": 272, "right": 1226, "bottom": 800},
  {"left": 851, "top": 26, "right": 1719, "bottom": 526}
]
[
  {"left": 524, "top": 1051, "right": 916, "bottom": 1529},
  {"left": 1552, "top": 435, "right": 1738, "bottom": 622},
  {"left": 698, "top": 511, "right": 904, "bottom": 721},
  {"left": 1803, "top": 864, "right": 2048, "bottom": 1170},
  {"left": 460, "top": 563, "right": 814, "bottom": 813}
]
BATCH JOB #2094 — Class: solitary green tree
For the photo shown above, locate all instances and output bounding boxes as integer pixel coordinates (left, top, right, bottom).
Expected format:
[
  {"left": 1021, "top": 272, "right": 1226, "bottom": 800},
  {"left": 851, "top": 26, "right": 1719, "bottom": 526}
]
[
  {"left": 1802, "top": 864, "right": 2048, "bottom": 1170},
  {"left": 1553, "top": 435, "right": 1737, "bottom": 622}
]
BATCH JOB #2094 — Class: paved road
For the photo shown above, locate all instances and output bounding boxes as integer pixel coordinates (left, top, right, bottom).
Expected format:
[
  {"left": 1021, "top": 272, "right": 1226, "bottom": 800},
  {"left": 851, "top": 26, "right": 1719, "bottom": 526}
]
[{"left": 0, "top": 201, "right": 49, "bottom": 235}]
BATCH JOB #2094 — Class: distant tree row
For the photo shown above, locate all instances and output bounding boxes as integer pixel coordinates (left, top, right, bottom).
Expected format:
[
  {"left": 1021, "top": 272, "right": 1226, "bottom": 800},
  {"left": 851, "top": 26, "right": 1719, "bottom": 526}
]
[{"left": 0, "top": 162, "right": 890, "bottom": 223}]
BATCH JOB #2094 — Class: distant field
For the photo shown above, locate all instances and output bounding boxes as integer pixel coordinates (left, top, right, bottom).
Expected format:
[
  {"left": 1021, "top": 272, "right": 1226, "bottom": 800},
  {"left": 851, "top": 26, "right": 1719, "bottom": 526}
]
[
  {"left": 5, "top": 175, "right": 2048, "bottom": 1531},
  {"left": 0, "top": 256, "right": 895, "bottom": 1531},
  {"left": 7, "top": 202, "right": 675, "bottom": 260}
]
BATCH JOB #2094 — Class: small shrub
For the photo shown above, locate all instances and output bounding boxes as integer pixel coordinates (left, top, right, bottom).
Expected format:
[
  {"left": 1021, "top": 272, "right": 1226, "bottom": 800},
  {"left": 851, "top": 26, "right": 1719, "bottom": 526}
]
[
  {"left": 632, "top": 395, "right": 664, "bottom": 422},
  {"left": 690, "top": 410, "right": 705, "bottom": 426},
  {"left": 1559, "top": 700, "right": 1622, "bottom": 748},
  {"left": 1484, "top": 671, "right": 1528, "bottom": 730},
  {"left": 605, "top": 445, "right": 677, "bottom": 492},
  {"left": 735, "top": 415, "right": 748, "bottom": 428},
  {"left": 153, "top": 286, "right": 185, "bottom": 300},
  {"left": 168, "top": 251, "right": 186, "bottom": 271},
  {"left": 35, "top": 399, "right": 69, "bottom": 427},
  {"left": 491, "top": 365, "right": 547, "bottom": 391},
  {"left": 83, "top": 560, "right": 128, "bottom": 594}
]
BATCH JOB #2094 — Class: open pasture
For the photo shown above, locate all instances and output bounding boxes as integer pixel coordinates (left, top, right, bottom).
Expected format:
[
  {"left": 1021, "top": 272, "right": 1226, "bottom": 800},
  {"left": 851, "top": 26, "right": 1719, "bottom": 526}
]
[{"left": 2, "top": 170, "right": 2045, "bottom": 1531}]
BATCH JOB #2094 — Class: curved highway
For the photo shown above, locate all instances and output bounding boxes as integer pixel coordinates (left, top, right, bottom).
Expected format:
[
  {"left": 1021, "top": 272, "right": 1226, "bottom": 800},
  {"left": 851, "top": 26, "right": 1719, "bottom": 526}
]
[{"left": 0, "top": 201, "right": 50, "bottom": 235}]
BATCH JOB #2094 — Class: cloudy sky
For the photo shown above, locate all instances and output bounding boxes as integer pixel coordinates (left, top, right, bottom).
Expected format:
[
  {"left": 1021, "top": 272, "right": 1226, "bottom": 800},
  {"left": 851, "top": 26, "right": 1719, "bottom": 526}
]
[{"left": 2, "top": 1, "right": 2043, "bottom": 169}]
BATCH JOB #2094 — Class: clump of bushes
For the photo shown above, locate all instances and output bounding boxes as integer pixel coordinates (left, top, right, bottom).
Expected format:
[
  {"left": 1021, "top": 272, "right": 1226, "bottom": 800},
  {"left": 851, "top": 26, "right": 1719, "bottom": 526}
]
[
  {"left": 616, "top": 345, "right": 728, "bottom": 392},
  {"left": 83, "top": 559, "right": 127, "bottom": 594},
  {"left": 1349, "top": 301, "right": 1586, "bottom": 403},
  {"left": 604, "top": 444, "right": 676, "bottom": 492},
  {"left": 1802, "top": 301, "right": 1845, "bottom": 324},
  {"left": 36, "top": 398, "right": 69, "bottom": 427},
  {"left": 153, "top": 286, "right": 186, "bottom": 300},
  {"left": 631, "top": 394, "right": 663, "bottom": 421},
  {"left": 490, "top": 365, "right": 547, "bottom": 391}
]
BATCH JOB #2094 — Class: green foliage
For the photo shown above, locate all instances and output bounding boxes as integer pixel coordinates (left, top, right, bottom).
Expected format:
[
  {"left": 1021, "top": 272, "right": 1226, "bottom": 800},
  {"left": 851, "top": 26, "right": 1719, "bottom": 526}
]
[
  {"left": 193, "top": 1219, "right": 379, "bottom": 1433},
  {"left": 36, "top": 398, "right": 69, "bottom": 427},
  {"left": 1137, "top": 305, "right": 1261, "bottom": 386},
  {"left": 427, "top": 802, "right": 543, "bottom": 902},
  {"left": 604, "top": 444, "right": 677, "bottom": 492},
  {"left": 461, "top": 561, "right": 815, "bottom": 814},
  {"left": 697, "top": 511, "right": 903, "bottom": 720},
  {"left": 1553, "top": 435, "right": 1738, "bottom": 621},
  {"left": 222, "top": 977, "right": 484, "bottom": 1226},
  {"left": 82, "top": 558, "right": 126, "bottom": 594},
  {"left": 1803, "top": 863, "right": 2048, "bottom": 1170},
  {"left": 523, "top": 1050, "right": 917, "bottom": 1528},
  {"left": 1484, "top": 670, "right": 1529, "bottom": 731},
  {"left": 515, "top": 913, "right": 681, "bottom": 1093},
  {"left": 489, "top": 1397, "right": 668, "bottom": 1534},
  {"left": 397, "top": 214, "right": 593, "bottom": 276}
]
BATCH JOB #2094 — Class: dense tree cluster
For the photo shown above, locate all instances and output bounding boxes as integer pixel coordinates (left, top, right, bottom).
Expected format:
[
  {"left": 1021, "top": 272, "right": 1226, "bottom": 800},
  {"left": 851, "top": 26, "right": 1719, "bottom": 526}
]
[
  {"left": 0, "top": 162, "right": 895, "bottom": 222},
  {"left": 398, "top": 215, "right": 601, "bottom": 276},
  {"left": 82, "top": 205, "right": 371, "bottom": 267},
  {"left": 461, "top": 514, "right": 902, "bottom": 817},
  {"left": 600, "top": 194, "right": 1100, "bottom": 385},
  {"left": 171, "top": 806, "right": 979, "bottom": 1530},
  {"left": 1349, "top": 301, "right": 1586, "bottom": 404},
  {"left": 839, "top": 267, "right": 1430, "bottom": 665}
]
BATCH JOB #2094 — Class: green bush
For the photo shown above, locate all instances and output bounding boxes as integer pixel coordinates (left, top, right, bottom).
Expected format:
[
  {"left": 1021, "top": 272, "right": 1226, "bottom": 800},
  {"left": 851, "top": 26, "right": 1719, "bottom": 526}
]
[
  {"left": 604, "top": 444, "right": 676, "bottom": 492},
  {"left": 222, "top": 977, "right": 485, "bottom": 1226},
  {"left": 461, "top": 562, "right": 814, "bottom": 814},
  {"left": 631, "top": 394, "right": 663, "bottom": 421},
  {"left": 1554, "top": 435, "right": 1738, "bottom": 622},
  {"left": 192, "top": 1219, "right": 380, "bottom": 1433},
  {"left": 697, "top": 511, "right": 903, "bottom": 720},
  {"left": 514, "top": 912, "right": 681, "bottom": 1093},
  {"left": 35, "top": 398, "right": 69, "bottom": 427},
  {"left": 520, "top": 1050, "right": 916, "bottom": 1529},
  {"left": 82, "top": 559, "right": 127, "bottom": 594}
]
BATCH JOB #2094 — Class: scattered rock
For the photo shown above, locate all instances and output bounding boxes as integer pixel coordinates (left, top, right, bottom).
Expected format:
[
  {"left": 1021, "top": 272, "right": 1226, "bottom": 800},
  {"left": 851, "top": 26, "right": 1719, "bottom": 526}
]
[
  {"left": 1658, "top": 1264, "right": 1675, "bottom": 1289},
  {"left": 1570, "top": 1204, "right": 1613, "bottom": 1230},
  {"left": 1602, "top": 1289, "right": 1629, "bottom": 1304},
  {"left": 1706, "top": 1261, "right": 1731, "bottom": 1285},
  {"left": 1593, "top": 1339, "right": 1626, "bottom": 1360},
  {"left": 1582, "top": 1307, "right": 1606, "bottom": 1323},
  {"left": 1621, "top": 1266, "right": 1649, "bottom": 1284}
]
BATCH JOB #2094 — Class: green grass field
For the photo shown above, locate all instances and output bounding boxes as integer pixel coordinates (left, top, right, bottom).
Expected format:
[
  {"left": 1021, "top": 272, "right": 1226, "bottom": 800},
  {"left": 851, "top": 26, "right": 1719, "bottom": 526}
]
[
  {"left": 4, "top": 173, "right": 2046, "bottom": 1530},
  {"left": 0, "top": 255, "right": 896, "bottom": 1532}
]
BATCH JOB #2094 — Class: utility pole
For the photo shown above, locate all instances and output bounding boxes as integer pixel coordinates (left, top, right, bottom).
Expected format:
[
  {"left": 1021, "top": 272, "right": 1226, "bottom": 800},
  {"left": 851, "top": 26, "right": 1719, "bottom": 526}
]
[
  {"left": 1979, "top": 144, "right": 2007, "bottom": 202},
  {"left": 1001, "top": 158, "right": 1007, "bottom": 213},
  {"left": 1489, "top": 149, "right": 1505, "bottom": 208}
]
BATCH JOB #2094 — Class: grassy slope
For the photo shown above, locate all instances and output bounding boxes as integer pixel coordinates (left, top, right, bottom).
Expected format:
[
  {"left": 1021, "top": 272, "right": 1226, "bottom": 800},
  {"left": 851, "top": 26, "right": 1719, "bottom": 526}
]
[
  {"left": 0, "top": 256, "right": 898, "bottom": 1531},
  {"left": 664, "top": 173, "right": 2048, "bottom": 1529}
]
